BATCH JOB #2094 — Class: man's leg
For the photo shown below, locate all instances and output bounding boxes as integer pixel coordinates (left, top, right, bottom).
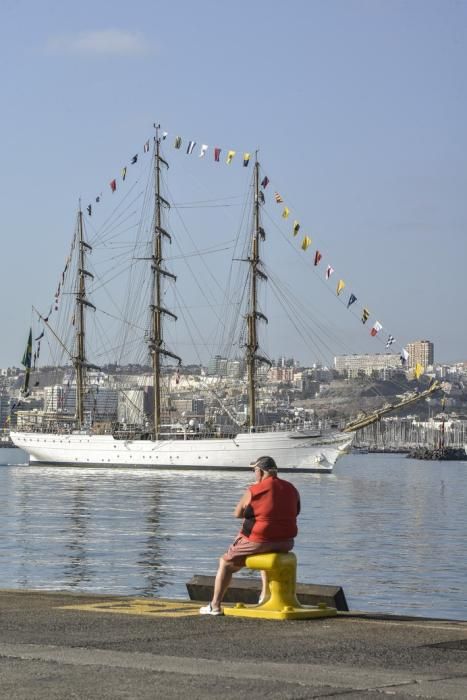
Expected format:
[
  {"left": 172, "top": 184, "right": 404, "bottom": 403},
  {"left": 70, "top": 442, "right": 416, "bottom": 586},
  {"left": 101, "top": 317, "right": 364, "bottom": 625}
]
[
  {"left": 211, "top": 557, "right": 242, "bottom": 609},
  {"left": 259, "top": 570, "right": 268, "bottom": 602}
]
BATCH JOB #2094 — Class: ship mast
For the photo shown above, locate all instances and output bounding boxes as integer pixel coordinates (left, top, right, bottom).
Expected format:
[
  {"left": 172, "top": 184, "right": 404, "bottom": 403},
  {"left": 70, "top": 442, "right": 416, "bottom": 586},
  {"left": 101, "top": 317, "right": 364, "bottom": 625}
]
[
  {"left": 149, "top": 128, "right": 181, "bottom": 438},
  {"left": 75, "top": 207, "right": 95, "bottom": 428},
  {"left": 246, "top": 157, "right": 270, "bottom": 429}
]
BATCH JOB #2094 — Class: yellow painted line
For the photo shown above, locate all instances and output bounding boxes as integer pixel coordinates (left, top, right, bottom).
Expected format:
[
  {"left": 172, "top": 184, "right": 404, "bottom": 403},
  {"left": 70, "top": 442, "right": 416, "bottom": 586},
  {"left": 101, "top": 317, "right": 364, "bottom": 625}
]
[{"left": 59, "top": 598, "right": 202, "bottom": 618}]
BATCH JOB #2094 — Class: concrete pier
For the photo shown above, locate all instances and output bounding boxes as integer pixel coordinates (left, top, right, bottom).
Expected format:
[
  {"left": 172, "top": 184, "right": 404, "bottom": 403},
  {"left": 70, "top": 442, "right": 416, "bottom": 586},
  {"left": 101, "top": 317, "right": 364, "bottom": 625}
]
[{"left": 1, "top": 589, "right": 467, "bottom": 698}]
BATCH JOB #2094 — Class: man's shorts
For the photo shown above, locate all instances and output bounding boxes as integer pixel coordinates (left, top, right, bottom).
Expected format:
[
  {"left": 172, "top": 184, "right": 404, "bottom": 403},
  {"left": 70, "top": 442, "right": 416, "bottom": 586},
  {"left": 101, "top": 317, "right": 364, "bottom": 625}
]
[{"left": 223, "top": 535, "right": 294, "bottom": 567}]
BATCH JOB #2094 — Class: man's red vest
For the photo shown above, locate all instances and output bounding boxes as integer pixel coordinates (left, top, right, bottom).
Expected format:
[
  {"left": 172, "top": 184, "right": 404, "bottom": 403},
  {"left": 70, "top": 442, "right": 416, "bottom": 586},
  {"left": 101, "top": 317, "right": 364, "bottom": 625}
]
[{"left": 241, "top": 476, "right": 300, "bottom": 543}]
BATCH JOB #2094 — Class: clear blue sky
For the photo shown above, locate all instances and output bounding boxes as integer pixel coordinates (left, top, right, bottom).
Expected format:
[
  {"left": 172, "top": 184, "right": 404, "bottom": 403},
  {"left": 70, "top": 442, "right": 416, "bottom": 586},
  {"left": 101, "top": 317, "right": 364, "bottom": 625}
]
[{"left": 1, "top": 0, "right": 466, "bottom": 367}]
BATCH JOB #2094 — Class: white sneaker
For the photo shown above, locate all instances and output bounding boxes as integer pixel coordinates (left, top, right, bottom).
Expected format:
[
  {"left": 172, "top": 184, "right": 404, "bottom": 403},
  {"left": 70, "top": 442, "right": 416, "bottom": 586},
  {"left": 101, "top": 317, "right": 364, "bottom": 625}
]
[{"left": 199, "top": 603, "right": 223, "bottom": 616}]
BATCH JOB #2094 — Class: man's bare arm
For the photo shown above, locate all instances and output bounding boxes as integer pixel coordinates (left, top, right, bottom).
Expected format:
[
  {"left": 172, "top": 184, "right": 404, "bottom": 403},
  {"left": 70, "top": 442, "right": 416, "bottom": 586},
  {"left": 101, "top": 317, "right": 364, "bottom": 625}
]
[{"left": 233, "top": 489, "right": 251, "bottom": 518}]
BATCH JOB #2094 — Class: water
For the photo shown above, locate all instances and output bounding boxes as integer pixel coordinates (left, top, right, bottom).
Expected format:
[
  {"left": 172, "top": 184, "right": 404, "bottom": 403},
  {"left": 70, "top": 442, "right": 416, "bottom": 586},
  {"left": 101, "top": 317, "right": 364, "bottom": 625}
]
[{"left": 1, "top": 447, "right": 466, "bottom": 620}]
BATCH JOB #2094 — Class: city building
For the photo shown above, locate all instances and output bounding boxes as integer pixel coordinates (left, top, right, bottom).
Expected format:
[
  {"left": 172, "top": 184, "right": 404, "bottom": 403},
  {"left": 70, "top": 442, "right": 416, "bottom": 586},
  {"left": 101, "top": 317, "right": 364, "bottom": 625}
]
[
  {"left": 226, "top": 359, "right": 244, "bottom": 378},
  {"left": 206, "top": 355, "right": 228, "bottom": 376},
  {"left": 206, "top": 356, "right": 245, "bottom": 378},
  {"left": 406, "top": 340, "right": 434, "bottom": 369},
  {"left": 334, "top": 353, "right": 401, "bottom": 378},
  {"left": 268, "top": 366, "right": 295, "bottom": 383},
  {"left": 192, "top": 398, "right": 206, "bottom": 418},
  {"left": 0, "top": 392, "right": 10, "bottom": 428},
  {"left": 43, "top": 384, "right": 118, "bottom": 418}
]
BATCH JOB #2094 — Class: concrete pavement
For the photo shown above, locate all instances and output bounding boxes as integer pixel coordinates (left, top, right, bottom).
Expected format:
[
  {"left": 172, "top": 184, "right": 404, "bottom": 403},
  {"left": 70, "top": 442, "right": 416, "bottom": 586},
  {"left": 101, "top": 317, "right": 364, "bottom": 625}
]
[{"left": 1, "top": 589, "right": 467, "bottom": 698}]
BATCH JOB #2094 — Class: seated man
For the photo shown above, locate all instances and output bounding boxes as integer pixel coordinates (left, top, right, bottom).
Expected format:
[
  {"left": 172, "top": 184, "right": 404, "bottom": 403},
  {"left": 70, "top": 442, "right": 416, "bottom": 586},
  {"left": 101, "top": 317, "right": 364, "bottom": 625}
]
[{"left": 200, "top": 455, "right": 301, "bottom": 615}]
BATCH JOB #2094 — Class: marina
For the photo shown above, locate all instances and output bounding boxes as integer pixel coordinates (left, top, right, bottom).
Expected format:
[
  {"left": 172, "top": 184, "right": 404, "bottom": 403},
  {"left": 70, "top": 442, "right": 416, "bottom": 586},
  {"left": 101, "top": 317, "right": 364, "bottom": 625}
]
[{"left": 354, "top": 416, "right": 467, "bottom": 453}]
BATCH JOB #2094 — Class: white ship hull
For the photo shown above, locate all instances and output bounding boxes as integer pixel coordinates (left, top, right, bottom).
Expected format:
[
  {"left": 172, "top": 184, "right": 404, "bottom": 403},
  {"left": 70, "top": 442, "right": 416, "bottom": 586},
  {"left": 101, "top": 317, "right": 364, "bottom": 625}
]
[{"left": 10, "top": 429, "right": 354, "bottom": 473}]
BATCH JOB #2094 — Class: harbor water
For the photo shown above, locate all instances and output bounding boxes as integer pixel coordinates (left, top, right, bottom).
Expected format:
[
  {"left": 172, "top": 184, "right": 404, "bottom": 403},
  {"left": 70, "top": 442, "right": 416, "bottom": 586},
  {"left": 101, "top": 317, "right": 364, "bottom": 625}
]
[{"left": 1, "top": 448, "right": 466, "bottom": 620}]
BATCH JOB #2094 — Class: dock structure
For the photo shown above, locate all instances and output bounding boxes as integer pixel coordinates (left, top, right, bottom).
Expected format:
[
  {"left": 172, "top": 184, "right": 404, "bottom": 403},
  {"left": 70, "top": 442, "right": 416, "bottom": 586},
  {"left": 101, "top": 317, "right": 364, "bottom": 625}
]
[
  {"left": 407, "top": 446, "right": 467, "bottom": 460},
  {"left": 0, "top": 589, "right": 466, "bottom": 698}
]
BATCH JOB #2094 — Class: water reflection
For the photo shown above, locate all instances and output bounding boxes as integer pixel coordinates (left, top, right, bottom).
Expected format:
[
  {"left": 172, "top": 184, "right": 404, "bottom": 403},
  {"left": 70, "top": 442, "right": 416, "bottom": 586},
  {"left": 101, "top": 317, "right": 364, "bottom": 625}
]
[
  {"left": 63, "top": 483, "right": 93, "bottom": 587},
  {"left": 16, "top": 475, "right": 34, "bottom": 588},
  {"left": 136, "top": 484, "right": 171, "bottom": 596}
]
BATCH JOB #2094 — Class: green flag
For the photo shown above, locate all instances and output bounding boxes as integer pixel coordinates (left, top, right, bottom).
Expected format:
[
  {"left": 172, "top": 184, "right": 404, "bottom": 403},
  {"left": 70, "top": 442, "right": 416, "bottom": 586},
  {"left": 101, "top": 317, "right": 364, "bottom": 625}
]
[
  {"left": 21, "top": 328, "right": 32, "bottom": 369},
  {"left": 21, "top": 328, "right": 32, "bottom": 395}
]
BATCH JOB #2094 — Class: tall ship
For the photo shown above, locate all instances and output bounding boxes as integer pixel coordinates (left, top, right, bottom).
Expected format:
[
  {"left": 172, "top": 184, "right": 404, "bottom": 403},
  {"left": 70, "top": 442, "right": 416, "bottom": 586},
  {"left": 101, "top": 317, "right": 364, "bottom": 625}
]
[{"left": 10, "top": 128, "right": 434, "bottom": 471}]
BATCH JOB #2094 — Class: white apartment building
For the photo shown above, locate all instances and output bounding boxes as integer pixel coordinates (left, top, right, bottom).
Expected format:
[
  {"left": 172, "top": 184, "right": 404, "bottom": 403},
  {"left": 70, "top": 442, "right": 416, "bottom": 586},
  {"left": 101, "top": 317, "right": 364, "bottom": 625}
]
[{"left": 334, "top": 353, "right": 401, "bottom": 378}]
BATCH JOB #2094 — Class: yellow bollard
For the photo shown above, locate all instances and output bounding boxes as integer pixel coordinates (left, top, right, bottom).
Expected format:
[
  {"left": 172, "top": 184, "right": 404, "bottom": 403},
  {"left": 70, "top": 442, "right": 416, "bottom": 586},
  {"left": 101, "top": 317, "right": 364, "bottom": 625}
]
[{"left": 224, "top": 552, "right": 337, "bottom": 621}]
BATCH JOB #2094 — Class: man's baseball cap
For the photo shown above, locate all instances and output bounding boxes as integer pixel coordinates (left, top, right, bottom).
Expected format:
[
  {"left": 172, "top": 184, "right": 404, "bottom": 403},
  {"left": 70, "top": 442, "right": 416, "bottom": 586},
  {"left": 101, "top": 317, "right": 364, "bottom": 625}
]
[{"left": 250, "top": 456, "right": 278, "bottom": 472}]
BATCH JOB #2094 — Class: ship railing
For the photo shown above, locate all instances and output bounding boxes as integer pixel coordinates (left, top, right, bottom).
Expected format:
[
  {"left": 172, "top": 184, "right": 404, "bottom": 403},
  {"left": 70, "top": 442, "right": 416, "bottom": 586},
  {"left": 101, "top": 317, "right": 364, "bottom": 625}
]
[
  {"left": 246, "top": 422, "right": 323, "bottom": 435},
  {"left": 13, "top": 423, "right": 81, "bottom": 435},
  {"left": 111, "top": 427, "right": 239, "bottom": 441},
  {"left": 15, "top": 420, "right": 327, "bottom": 440}
]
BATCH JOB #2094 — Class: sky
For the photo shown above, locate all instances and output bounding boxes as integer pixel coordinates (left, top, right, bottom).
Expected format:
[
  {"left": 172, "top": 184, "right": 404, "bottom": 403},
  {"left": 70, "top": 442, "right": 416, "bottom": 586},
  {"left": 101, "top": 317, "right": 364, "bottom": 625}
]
[{"left": 1, "top": 0, "right": 466, "bottom": 368}]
